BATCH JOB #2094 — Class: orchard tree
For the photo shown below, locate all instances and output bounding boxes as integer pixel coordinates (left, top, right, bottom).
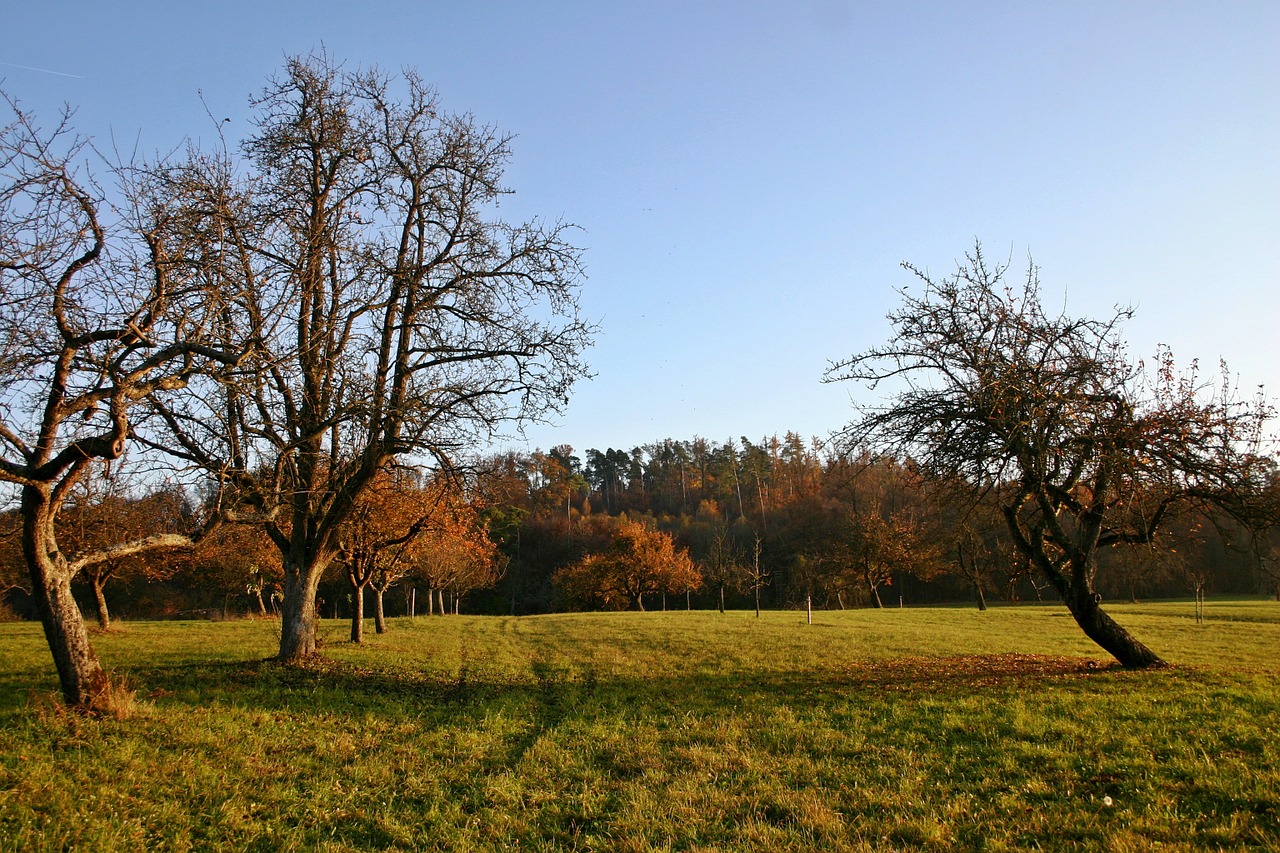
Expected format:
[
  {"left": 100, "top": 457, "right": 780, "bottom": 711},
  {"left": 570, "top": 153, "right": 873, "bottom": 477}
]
[
  {"left": 555, "top": 517, "right": 700, "bottom": 611},
  {"left": 61, "top": 463, "right": 192, "bottom": 630},
  {"left": 844, "top": 509, "right": 941, "bottom": 608},
  {"left": 339, "top": 470, "right": 414, "bottom": 642},
  {"left": 189, "top": 520, "right": 282, "bottom": 616},
  {"left": 337, "top": 468, "right": 472, "bottom": 640},
  {"left": 140, "top": 55, "right": 592, "bottom": 661},
  {"left": 0, "top": 95, "right": 234, "bottom": 711},
  {"left": 408, "top": 483, "right": 504, "bottom": 617},
  {"left": 827, "top": 244, "right": 1272, "bottom": 667}
]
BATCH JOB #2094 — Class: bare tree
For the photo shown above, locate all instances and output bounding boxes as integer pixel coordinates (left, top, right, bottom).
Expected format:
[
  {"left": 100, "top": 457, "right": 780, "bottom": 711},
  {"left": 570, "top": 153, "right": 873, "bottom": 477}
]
[
  {"left": 139, "top": 55, "right": 592, "bottom": 661},
  {"left": 0, "top": 95, "right": 232, "bottom": 711},
  {"left": 743, "top": 535, "right": 769, "bottom": 618},
  {"left": 826, "top": 244, "right": 1272, "bottom": 667}
]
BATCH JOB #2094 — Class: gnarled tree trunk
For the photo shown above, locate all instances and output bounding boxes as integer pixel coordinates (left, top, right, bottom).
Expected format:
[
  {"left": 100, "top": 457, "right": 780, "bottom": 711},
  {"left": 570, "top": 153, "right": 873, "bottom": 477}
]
[
  {"left": 23, "top": 487, "right": 112, "bottom": 711},
  {"left": 1041, "top": 551, "right": 1165, "bottom": 668},
  {"left": 278, "top": 565, "right": 325, "bottom": 660},
  {"left": 1064, "top": 590, "right": 1163, "bottom": 668}
]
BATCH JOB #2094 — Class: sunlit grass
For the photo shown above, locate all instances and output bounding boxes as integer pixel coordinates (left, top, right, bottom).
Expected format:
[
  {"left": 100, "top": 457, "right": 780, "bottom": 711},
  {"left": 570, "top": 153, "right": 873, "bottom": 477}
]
[{"left": 1, "top": 600, "right": 1277, "bottom": 850}]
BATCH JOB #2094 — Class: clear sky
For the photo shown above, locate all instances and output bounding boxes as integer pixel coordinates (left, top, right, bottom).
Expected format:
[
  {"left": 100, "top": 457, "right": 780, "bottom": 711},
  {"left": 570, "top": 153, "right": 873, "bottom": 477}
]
[{"left": 5, "top": 1, "right": 1277, "bottom": 455}]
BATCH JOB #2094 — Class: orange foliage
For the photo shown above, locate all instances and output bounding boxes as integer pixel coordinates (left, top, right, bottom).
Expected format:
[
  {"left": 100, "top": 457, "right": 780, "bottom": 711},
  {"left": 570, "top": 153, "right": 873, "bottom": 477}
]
[{"left": 555, "top": 518, "right": 700, "bottom": 611}]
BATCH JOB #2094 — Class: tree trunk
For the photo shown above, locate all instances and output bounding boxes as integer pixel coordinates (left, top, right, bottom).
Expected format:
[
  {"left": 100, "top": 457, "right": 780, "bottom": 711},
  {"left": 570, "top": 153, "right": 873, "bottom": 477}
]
[
  {"left": 23, "top": 488, "right": 112, "bottom": 711},
  {"left": 1063, "top": 589, "right": 1164, "bottom": 667},
  {"left": 718, "top": 583, "right": 725, "bottom": 614},
  {"left": 255, "top": 589, "right": 268, "bottom": 617},
  {"left": 974, "top": 580, "right": 987, "bottom": 612},
  {"left": 278, "top": 565, "right": 324, "bottom": 660},
  {"left": 91, "top": 575, "right": 111, "bottom": 631},
  {"left": 373, "top": 587, "right": 387, "bottom": 634},
  {"left": 806, "top": 593, "right": 812, "bottom": 625},
  {"left": 869, "top": 580, "right": 884, "bottom": 608},
  {"left": 350, "top": 583, "right": 365, "bottom": 643}
]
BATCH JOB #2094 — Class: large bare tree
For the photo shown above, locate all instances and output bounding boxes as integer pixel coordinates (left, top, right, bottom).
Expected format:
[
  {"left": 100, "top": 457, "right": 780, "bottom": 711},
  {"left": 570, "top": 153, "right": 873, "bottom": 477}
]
[
  {"left": 140, "top": 55, "right": 593, "bottom": 661},
  {"left": 826, "top": 244, "right": 1272, "bottom": 667},
  {"left": 0, "top": 95, "right": 233, "bottom": 710}
]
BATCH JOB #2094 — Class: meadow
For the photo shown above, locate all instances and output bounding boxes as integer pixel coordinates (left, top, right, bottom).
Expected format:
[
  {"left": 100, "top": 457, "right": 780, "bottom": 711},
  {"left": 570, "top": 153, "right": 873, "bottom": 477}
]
[{"left": 1, "top": 600, "right": 1277, "bottom": 851}]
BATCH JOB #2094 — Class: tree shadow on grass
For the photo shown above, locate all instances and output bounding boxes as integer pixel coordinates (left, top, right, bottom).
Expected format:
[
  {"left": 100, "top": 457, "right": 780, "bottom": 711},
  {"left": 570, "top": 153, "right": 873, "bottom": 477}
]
[{"left": 119, "top": 651, "right": 1130, "bottom": 725}]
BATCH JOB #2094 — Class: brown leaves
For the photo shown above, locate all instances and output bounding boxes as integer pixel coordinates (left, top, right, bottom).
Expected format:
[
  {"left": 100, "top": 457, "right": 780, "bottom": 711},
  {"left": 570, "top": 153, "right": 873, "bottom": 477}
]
[{"left": 836, "top": 653, "right": 1120, "bottom": 692}]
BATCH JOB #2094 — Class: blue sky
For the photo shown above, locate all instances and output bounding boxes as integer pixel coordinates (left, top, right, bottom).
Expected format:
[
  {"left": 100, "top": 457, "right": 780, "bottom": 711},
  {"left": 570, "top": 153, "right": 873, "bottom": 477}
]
[{"left": 5, "top": 1, "right": 1277, "bottom": 455}]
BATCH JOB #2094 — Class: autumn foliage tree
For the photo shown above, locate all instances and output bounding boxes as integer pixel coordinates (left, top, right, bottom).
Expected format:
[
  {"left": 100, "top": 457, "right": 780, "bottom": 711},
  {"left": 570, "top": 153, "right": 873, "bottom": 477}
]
[
  {"left": 335, "top": 468, "right": 499, "bottom": 639},
  {"left": 827, "top": 245, "right": 1273, "bottom": 667},
  {"left": 60, "top": 463, "right": 192, "bottom": 629},
  {"left": 408, "top": 482, "right": 504, "bottom": 618},
  {"left": 555, "top": 517, "right": 700, "bottom": 611},
  {"left": 188, "top": 520, "right": 282, "bottom": 616},
  {"left": 337, "top": 469, "right": 427, "bottom": 642}
]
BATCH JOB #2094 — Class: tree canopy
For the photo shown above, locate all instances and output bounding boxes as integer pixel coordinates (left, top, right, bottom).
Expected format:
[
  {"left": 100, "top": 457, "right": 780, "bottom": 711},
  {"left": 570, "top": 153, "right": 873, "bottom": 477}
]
[
  {"left": 136, "top": 54, "right": 593, "bottom": 660},
  {"left": 826, "top": 244, "right": 1273, "bottom": 666}
]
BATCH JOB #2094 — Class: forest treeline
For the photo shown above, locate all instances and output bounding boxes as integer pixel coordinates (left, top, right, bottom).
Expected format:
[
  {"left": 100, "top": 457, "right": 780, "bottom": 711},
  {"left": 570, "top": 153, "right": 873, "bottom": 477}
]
[{"left": 4, "top": 432, "right": 1274, "bottom": 627}]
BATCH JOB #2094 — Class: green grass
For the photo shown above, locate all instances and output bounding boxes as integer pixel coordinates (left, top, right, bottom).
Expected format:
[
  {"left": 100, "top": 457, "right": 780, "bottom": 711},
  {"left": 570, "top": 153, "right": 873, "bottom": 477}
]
[{"left": 1, "top": 600, "right": 1278, "bottom": 851}]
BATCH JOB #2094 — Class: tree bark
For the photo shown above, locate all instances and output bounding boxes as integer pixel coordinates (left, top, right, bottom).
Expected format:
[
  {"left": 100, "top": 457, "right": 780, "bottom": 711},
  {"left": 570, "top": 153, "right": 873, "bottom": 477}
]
[
  {"left": 974, "top": 580, "right": 987, "bottom": 612},
  {"left": 373, "top": 588, "right": 387, "bottom": 634},
  {"left": 23, "top": 487, "right": 112, "bottom": 711},
  {"left": 1063, "top": 589, "right": 1164, "bottom": 667},
  {"left": 278, "top": 565, "right": 324, "bottom": 660},
  {"left": 91, "top": 575, "right": 111, "bottom": 631},
  {"left": 350, "top": 583, "right": 365, "bottom": 643},
  {"left": 1033, "top": 546, "right": 1167, "bottom": 668}
]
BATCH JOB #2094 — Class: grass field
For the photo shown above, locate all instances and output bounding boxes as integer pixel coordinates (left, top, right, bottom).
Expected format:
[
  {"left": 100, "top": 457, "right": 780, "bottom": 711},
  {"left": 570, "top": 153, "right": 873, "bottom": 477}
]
[{"left": 1, "top": 600, "right": 1278, "bottom": 851}]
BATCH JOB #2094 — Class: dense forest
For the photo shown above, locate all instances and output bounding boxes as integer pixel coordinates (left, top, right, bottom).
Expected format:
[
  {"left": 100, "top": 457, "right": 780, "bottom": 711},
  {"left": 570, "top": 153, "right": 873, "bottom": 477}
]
[{"left": 4, "top": 433, "right": 1274, "bottom": 627}]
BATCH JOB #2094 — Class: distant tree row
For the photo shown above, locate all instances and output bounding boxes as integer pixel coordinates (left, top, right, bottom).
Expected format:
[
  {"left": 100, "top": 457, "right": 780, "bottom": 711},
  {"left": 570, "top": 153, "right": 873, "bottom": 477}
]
[{"left": 5, "top": 431, "right": 1274, "bottom": 640}]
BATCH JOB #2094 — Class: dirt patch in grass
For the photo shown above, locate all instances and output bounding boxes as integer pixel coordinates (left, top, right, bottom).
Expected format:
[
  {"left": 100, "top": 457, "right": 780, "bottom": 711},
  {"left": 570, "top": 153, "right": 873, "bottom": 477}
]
[{"left": 838, "top": 653, "right": 1122, "bottom": 691}]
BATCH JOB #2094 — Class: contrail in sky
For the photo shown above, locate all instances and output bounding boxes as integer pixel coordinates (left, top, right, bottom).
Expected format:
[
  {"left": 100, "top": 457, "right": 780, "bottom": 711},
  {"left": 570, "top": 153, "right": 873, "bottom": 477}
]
[{"left": 0, "top": 61, "right": 84, "bottom": 79}]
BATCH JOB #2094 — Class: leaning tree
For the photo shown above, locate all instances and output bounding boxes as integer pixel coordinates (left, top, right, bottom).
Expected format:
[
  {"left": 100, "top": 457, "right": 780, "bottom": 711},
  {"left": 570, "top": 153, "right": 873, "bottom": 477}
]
[
  {"left": 0, "top": 94, "right": 235, "bottom": 711},
  {"left": 826, "top": 244, "right": 1272, "bottom": 667},
  {"left": 138, "top": 54, "right": 593, "bottom": 661}
]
